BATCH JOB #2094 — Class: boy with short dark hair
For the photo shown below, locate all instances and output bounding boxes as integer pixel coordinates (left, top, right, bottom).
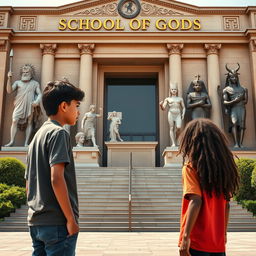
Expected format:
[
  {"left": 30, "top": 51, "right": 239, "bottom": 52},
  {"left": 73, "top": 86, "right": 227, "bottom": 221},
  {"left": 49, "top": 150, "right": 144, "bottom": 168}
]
[{"left": 25, "top": 80, "right": 85, "bottom": 256}]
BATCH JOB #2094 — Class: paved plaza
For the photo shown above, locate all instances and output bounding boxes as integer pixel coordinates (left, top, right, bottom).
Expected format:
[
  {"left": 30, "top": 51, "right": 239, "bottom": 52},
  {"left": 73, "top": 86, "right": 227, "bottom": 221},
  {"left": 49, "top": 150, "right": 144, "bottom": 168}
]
[{"left": 0, "top": 232, "right": 255, "bottom": 256}]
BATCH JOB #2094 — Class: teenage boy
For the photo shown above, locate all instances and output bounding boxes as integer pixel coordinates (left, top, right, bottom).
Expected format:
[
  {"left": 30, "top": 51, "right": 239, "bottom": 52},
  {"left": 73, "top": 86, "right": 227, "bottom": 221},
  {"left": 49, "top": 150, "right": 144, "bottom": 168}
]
[{"left": 25, "top": 80, "right": 85, "bottom": 256}]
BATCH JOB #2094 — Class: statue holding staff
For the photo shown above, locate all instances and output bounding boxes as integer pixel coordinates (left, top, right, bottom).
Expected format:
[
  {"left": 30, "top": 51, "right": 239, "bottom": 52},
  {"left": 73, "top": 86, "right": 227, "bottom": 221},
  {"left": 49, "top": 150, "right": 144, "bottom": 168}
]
[
  {"left": 5, "top": 58, "right": 42, "bottom": 147},
  {"left": 222, "top": 63, "right": 248, "bottom": 148},
  {"left": 160, "top": 83, "right": 185, "bottom": 147}
]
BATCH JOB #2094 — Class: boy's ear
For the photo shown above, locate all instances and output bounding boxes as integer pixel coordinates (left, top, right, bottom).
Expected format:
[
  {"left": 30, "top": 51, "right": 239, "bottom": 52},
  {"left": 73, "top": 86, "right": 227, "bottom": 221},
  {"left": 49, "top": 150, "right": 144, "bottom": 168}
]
[{"left": 59, "top": 101, "right": 68, "bottom": 113}]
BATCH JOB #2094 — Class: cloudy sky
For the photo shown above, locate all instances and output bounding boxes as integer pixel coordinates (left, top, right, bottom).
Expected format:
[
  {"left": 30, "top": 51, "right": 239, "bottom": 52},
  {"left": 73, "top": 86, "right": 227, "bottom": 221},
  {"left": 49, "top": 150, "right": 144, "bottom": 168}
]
[{"left": 1, "top": 0, "right": 256, "bottom": 7}]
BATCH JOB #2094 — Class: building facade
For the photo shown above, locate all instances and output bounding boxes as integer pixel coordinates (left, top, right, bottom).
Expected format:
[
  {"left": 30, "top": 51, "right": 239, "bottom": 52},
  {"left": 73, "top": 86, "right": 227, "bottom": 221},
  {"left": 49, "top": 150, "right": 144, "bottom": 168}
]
[{"left": 0, "top": 0, "right": 256, "bottom": 166}]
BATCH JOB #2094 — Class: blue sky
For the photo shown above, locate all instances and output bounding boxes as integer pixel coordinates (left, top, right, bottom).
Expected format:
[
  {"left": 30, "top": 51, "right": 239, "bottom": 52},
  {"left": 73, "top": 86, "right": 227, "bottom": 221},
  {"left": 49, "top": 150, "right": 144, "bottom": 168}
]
[{"left": 1, "top": 0, "right": 256, "bottom": 7}]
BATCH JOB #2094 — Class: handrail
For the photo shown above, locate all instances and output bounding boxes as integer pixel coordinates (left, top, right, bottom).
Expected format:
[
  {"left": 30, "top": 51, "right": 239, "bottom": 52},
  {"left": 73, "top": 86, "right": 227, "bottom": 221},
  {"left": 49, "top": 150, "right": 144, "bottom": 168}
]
[{"left": 128, "top": 152, "right": 132, "bottom": 231}]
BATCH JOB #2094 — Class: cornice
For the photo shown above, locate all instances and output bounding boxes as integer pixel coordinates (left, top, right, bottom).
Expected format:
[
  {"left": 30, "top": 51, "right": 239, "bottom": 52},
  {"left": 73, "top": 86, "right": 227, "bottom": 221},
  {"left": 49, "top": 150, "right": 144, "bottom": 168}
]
[
  {"left": 245, "top": 29, "right": 256, "bottom": 39},
  {"left": 0, "top": 28, "right": 14, "bottom": 39},
  {"left": 1, "top": 0, "right": 249, "bottom": 16},
  {"left": 8, "top": 31, "right": 248, "bottom": 44},
  {"left": 0, "top": 7, "right": 14, "bottom": 14},
  {"left": 246, "top": 6, "right": 256, "bottom": 14}
]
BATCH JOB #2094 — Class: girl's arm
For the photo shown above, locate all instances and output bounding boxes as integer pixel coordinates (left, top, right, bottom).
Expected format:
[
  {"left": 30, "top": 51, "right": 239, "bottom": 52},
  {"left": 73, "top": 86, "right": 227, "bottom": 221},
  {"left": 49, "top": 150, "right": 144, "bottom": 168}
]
[
  {"left": 179, "top": 194, "right": 202, "bottom": 256},
  {"left": 225, "top": 201, "right": 230, "bottom": 244}
]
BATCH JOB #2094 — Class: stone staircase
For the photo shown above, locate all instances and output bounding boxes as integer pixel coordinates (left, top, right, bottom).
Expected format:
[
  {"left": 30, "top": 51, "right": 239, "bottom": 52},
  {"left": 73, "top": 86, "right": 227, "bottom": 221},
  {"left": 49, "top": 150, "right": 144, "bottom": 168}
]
[{"left": 0, "top": 166, "right": 256, "bottom": 232}]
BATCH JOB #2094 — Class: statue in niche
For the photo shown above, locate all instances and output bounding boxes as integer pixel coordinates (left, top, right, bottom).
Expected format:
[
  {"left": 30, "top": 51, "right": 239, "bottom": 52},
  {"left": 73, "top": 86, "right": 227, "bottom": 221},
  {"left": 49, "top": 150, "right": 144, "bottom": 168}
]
[
  {"left": 222, "top": 63, "right": 248, "bottom": 148},
  {"left": 186, "top": 75, "right": 211, "bottom": 120},
  {"left": 75, "top": 132, "right": 85, "bottom": 147},
  {"left": 108, "top": 111, "right": 123, "bottom": 142},
  {"left": 159, "top": 83, "right": 185, "bottom": 147},
  {"left": 5, "top": 64, "right": 42, "bottom": 147},
  {"left": 81, "top": 105, "right": 102, "bottom": 147}
]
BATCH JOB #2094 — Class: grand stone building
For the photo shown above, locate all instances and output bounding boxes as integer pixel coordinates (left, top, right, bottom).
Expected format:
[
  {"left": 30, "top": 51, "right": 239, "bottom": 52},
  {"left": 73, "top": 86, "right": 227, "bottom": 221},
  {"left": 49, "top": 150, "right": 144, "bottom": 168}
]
[{"left": 0, "top": 0, "right": 256, "bottom": 166}]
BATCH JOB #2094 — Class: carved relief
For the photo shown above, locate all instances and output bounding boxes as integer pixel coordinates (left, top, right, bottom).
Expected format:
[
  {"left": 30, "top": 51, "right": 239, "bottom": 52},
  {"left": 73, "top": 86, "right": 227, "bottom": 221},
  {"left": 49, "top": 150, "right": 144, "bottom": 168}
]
[
  {"left": 223, "top": 16, "right": 240, "bottom": 31},
  {"left": 141, "top": 3, "right": 183, "bottom": 16},
  {"left": 40, "top": 44, "right": 57, "bottom": 55},
  {"left": 0, "top": 13, "right": 5, "bottom": 27},
  {"left": 78, "top": 44, "right": 95, "bottom": 55},
  {"left": 19, "top": 16, "right": 37, "bottom": 31},
  {"left": 250, "top": 40, "right": 256, "bottom": 52},
  {"left": 204, "top": 44, "right": 221, "bottom": 55},
  {"left": 74, "top": 3, "right": 118, "bottom": 16},
  {"left": 167, "top": 44, "right": 184, "bottom": 55},
  {"left": 0, "top": 40, "right": 8, "bottom": 52}
]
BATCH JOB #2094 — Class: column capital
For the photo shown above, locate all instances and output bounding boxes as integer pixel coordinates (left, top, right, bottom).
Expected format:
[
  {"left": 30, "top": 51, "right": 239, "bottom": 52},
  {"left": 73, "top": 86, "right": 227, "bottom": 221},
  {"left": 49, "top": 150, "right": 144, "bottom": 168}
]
[
  {"left": 40, "top": 44, "right": 57, "bottom": 55},
  {"left": 78, "top": 44, "right": 95, "bottom": 55},
  {"left": 250, "top": 40, "right": 256, "bottom": 52},
  {"left": 166, "top": 44, "right": 184, "bottom": 55},
  {"left": 204, "top": 44, "right": 221, "bottom": 55}
]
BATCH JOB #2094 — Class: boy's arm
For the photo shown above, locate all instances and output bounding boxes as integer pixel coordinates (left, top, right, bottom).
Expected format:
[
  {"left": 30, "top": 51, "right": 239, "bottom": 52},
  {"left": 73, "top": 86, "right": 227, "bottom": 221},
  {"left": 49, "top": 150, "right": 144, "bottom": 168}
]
[
  {"left": 179, "top": 194, "right": 202, "bottom": 256},
  {"left": 51, "top": 163, "right": 79, "bottom": 236}
]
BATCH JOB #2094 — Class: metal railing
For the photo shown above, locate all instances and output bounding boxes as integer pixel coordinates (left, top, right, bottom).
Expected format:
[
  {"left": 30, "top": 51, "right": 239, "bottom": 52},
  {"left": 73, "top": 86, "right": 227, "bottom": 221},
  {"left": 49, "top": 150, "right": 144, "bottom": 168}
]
[{"left": 128, "top": 152, "right": 132, "bottom": 231}]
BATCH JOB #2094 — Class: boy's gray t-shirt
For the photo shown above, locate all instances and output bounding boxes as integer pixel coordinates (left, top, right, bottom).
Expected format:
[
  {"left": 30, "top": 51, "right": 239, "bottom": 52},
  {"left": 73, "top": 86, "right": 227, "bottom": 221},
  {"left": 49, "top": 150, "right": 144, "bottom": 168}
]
[{"left": 25, "top": 120, "right": 79, "bottom": 226}]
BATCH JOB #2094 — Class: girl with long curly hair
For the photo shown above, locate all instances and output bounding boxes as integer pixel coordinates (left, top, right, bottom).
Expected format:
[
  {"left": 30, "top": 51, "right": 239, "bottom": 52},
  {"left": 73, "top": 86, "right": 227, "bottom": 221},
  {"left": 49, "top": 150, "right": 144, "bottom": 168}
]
[{"left": 178, "top": 118, "right": 239, "bottom": 256}]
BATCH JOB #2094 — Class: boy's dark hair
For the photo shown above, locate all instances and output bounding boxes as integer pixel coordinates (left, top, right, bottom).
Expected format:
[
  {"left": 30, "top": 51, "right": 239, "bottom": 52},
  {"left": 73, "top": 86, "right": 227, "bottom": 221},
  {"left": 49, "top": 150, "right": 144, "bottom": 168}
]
[
  {"left": 178, "top": 118, "right": 239, "bottom": 200},
  {"left": 42, "top": 80, "right": 85, "bottom": 116}
]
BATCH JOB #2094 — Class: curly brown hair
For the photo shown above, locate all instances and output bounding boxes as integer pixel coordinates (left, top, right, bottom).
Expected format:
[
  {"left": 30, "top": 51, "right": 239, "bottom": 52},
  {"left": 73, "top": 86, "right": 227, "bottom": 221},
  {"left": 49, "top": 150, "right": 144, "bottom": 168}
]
[{"left": 178, "top": 118, "right": 239, "bottom": 200}]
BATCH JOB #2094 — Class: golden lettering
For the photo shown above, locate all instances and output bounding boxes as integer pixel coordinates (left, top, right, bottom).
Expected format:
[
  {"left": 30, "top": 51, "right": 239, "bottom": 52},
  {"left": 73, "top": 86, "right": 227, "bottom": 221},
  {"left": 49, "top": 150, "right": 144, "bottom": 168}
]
[
  {"left": 193, "top": 19, "right": 201, "bottom": 30},
  {"left": 168, "top": 19, "right": 179, "bottom": 30},
  {"left": 91, "top": 19, "right": 102, "bottom": 30},
  {"left": 103, "top": 19, "right": 115, "bottom": 30},
  {"left": 156, "top": 19, "right": 167, "bottom": 30},
  {"left": 141, "top": 19, "right": 151, "bottom": 30},
  {"left": 79, "top": 19, "right": 90, "bottom": 30},
  {"left": 181, "top": 19, "right": 192, "bottom": 30},
  {"left": 116, "top": 19, "right": 125, "bottom": 30},
  {"left": 67, "top": 19, "right": 78, "bottom": 30},
  {"left": 59, "top": 19, "right": 67, "bottom": 30},
  {"left": 130, "top": 19, "right": 141, "bottom": 30}
]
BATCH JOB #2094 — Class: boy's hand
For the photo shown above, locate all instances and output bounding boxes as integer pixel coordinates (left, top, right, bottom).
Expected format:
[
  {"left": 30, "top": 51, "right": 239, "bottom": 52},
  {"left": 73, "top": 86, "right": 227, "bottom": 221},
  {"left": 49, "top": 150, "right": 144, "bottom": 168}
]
[
  {"left": 67, "top": 219, "right": 79, "bottom": 236},
  {"left": 179, "top": 237, "right": 191, "bottom": 256}
]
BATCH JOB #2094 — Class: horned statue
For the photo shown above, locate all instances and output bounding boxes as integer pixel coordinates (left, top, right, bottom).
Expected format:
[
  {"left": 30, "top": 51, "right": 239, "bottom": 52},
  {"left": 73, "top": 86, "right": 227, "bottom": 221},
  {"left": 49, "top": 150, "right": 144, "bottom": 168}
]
[{"left": 222, "top": 63, "right": 248, "bottom": 148}]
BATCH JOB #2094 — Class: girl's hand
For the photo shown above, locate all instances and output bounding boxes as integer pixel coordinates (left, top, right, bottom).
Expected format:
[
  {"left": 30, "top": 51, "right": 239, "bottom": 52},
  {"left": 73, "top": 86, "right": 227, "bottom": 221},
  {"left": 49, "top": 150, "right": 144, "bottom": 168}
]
[{"left": 179, "top": 237, "right": 191, "bottom": 256}]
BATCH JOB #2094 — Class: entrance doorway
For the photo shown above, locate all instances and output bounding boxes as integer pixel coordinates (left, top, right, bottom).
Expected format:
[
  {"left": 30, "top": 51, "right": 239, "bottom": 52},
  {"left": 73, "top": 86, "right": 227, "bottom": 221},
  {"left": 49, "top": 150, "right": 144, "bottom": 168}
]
[{"left": 103, "top": 78, "right": 159, "bottom": 166}]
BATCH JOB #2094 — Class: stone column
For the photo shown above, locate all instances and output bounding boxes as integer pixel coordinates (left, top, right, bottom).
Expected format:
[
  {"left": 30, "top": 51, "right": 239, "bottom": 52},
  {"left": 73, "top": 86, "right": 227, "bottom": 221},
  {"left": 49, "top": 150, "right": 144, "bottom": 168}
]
[
  {"left": 205, "top": 44, "right": 222, "bottom": 128},
  {"left": 249, "top": 40, "right": 256, "bottom": 132},
  {"left": 167, "top": 44, "right": 184, "bottom": 94},
  {"left": 40, "top": 44, "right": 57, "bottom": 89},
  {"left": 0, "top": 40, "right": 9, "bottom": 146},
  {"left": 78, "top": 43, "right": 95, "bottom": 128}
]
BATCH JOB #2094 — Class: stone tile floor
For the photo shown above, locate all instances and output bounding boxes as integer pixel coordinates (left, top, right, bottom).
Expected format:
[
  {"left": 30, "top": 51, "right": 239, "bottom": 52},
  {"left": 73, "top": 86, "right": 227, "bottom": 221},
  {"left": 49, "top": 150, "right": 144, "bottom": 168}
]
[{"left": 0, "top": 232, "right": 255, "bottom": 256}]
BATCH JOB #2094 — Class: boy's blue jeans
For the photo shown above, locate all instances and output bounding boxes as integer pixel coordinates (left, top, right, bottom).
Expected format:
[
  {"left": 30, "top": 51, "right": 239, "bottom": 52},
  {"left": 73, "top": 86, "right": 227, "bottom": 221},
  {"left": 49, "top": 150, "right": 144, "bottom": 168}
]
[{"left": 29, "top": 225, "right": 78, "bottom": 256}]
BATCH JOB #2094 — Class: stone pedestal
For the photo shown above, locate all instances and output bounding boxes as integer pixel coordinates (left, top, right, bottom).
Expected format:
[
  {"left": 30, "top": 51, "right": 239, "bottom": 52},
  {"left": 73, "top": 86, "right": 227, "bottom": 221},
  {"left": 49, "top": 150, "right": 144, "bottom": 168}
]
[
  {"left": 0, "top": 147, "right": 28, "bottom": 164},
  {"left": 162, "top": 147, "right": 183, "bottom": 167},
  {"left": 105, "top": 142, "right": 158, "bottom": 167},
  {"left": 72, "top": 147, "right": 101, "bottom": 167}
]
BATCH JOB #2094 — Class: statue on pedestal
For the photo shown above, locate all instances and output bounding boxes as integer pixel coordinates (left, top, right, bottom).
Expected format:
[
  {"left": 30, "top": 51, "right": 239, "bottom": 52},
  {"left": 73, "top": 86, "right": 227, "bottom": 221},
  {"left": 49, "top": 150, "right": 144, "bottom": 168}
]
[
  {"left": 5, "top": 64, "right": 42, "bottom": 147},
  {"left": 159, "top": 83, "right": 185, "bottom": 147},
  {"left": 81, "top": 105, "right": 102, "bottom": 147},
  {"left": 186, "top": 75, "right": 211, "bottom": 120},
  {"left": 108, "top": 111, "right": 123, "bottom": 142},
  {"left": 222, "top": 63, "right": 248, "bottom": 148},
  {"left": 75, "top": 132, "right": 85, "bottom": 147}
]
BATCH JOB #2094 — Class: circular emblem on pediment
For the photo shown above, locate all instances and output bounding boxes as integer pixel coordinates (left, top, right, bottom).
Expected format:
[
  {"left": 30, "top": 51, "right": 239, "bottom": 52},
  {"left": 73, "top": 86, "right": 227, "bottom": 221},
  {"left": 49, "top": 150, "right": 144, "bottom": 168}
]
[{"left": 118, "top": 0, "right": 141, "bottom": 19}]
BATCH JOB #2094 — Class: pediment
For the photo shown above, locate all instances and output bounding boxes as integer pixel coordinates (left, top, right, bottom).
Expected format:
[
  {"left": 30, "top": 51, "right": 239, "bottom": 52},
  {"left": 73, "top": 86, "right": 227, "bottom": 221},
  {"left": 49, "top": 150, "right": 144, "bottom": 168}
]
[{"left": 60, "top": 0, "right": 199, "bottom": 16}]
